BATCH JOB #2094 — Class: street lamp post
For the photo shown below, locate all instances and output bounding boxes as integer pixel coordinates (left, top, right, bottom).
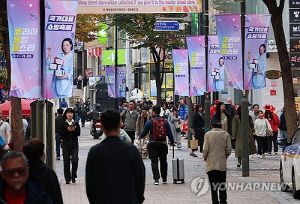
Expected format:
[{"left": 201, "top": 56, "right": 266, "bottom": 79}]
[{"left": 204, "top": 0, "right": 210, "bottom": 133}]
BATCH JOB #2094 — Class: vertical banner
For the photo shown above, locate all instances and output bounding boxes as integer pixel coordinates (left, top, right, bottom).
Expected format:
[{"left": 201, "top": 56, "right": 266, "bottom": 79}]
[
  {"left": 150, "top": 80, "right": 157, "bottom": 97},
  {"left": 244, "top": 14, "right": 271, "bottom": 90},
  {"left": 207, "top": 35, "right": 223, "bottom": 92},
  {"left": 186, "top": 36, "right": 206, "bottom": 96},
  {"left": 172, "top": 49, "right": 189, "bottom": 96},
  {"left": 43, "top": 0, "right": 78, "bottom": 98},
  {"left": 116, "top": 67, "right": 126, "bottom": 98},
  {"left": 106, "top": 66, "right": 115, "bottom": 97},
  {"left": 216, "top": 14, "right": 243, "bottom": 90},
  {"left": 7, "top": 0, "right": 41, "bottom": 98}
]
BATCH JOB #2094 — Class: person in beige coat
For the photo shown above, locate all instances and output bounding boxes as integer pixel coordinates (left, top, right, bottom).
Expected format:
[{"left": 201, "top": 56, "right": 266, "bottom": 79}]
[
  {"left": 136, "top": 107, "right": 151, "bottom": 158},
  {"left": 203, "top": 122, "right": 232, "bottom": 204}
]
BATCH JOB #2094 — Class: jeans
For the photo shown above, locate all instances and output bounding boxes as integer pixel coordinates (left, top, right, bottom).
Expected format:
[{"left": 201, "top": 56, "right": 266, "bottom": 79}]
[
  {"left": 81, "top": 115, "right": 86, "bottom": 127},
  {"left": 125, "top": 130, "right": 135, "bottom": 144},
  {"left": 55, "top": 134, "right": 62, "bottom": 157},
  {"left": 75, "top": 115, "right": 80, "bottom": 123},
  {"left": 255, "top": 136, "right": 268, "bottom": 155},
  {"left": 207, "top": 170, "right": 227, "bottom": 204},
  {"left": 267, "top": 131, "right": 278, "bottom": 153},
  {"left": 62, "top": 140, "right": 79, "bottom": 182},
  {"left": 147, "top": 142, "right": 168, "bottom": 180}
]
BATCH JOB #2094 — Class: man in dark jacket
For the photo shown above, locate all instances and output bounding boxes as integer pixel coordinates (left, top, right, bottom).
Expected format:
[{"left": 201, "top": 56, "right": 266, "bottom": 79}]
[
  {"left": 55, "top": 108, "right": 63, "bottom": 160},
  {"left": 86, "top": 109, "right": 145, "bottom": 204},
  {"left": 225, "top": 98, "right": 236, "bottom": 119},
  {"left": 0, "top": 151, "right": 53, "bottom": 204}
]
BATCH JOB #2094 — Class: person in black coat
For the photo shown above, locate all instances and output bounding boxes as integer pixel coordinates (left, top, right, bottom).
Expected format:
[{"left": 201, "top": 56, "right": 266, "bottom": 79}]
[
  {"left": 86, "top": 109, "right": 145, "bottom": 204},
  {"left": 60, "top": 108, "right": 81, "bottom": 184},
  {"left": 191, "top": 104, "right": 205, "bottom": 155},
  {"left": 23, "top": 138, "right": 63, "bottom": 204}
]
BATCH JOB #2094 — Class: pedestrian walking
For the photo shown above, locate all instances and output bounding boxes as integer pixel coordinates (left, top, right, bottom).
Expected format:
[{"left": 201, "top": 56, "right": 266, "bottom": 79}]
[
  {"left": 74, "top": 103, "right": 80, "bottom": 123},
  {"left": 264, "top": 104, "right": 279, "bottom": 154},
  {"left": 80, "top": 102, "right": 88, "bottom": 127},
  {"left": 0, "top": 151, "right": 53, "bottom": 204},
  {"left": 279, "top": 108, "right": 287, "bottom": 150},
  {"left": 203, "top": 122, "right": 232, "bottom": 204},
  {"left": 254, "top": 110, "right": 272, "bottom": 159},
  {"left": 178, "top": 98, "right": 188, "bottom": 120},
  {"left": 225, "top": 98, "right": 236, "bottom": 119},
  {"left": 0, "top": 110, "right": 11, "bottom": 160},
  {"left": 60, "top": 108, "right": 81, "bottom": 184},
  {"left": 168, "top": 108, "right": 182, "bottom": 149},
  {"left": 136, "top": 107, "right": 151, "bottom": 158},
  {"left": 86, "top": 109, "right": 145, "bottom": 204},
  {"left": 210, "top": 100, "right": 220, "bottom": 119},
  {"left": 231, "top": 106, "right": 256, "bottom": 167},
  {"left": 160, "top": 103, "right": 171, "bottom": 119},
  {"left": 191, "top": 104, "right": 205, "bottom": 156},
  {"left": 210, "top": 102, "right": 232, "bottom": 137},
  {"left": 139, "top": 106, "right": 175, "bottom": 185},
  {"left": 23, "top": 138, "right": 63, "bottom": 204},
  {"left": 55, "top": 108, "right": 63, "bottom": 160},
  {"left": 59, "top": 98, "right": 68, "bottom": 109},
  {"left": 121, "top": 100, "right": 139, "bottom": 143}
]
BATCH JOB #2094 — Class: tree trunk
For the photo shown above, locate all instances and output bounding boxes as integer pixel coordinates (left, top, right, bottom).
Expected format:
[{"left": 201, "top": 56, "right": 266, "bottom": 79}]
[
  {"left": 1, "top": 0, "right": 24, "bottom": 151},
  {"left": 150, "top": 47, "right": 162, "bottom": 107},
  {"left": 263, "top": 0, "right": 297, "bottom": 142}
]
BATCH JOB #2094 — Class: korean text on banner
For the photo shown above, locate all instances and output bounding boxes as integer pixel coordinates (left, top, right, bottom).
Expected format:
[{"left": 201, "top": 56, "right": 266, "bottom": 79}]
[
  {"left": 106, "top": 66, "right": 116, "bottom": 97},
  {"left": 173, "top": 49, "right": 189, "bottom": 96},
  {"left": 43, "top": 0, "right": 78, "bottom": 99},
  {"left": 7, "top": 0, "right": 41, "bottom": 98},
  {"left": 207, "top": 36, "right": 223, "bottom": 92},
  {"left": 215, "top": 14, "right": 243, "bottom": 90},
  {"left": 186, "top": 36, "right": 206, "bottom": 96},
  {"left": 116, "top": 67, "right": 126, "bottom": 98},
  {"left": 244, "top": 14, "right": 271, "bottom": 90}
]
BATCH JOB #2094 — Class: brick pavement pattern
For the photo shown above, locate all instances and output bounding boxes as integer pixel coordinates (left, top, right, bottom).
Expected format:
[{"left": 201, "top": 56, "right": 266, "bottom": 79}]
[{"left": 55, "top": 123, "right": 299, "bottom": 204}]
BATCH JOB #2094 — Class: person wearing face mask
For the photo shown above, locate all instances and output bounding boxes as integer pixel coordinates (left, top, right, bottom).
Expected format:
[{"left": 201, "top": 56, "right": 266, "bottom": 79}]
[
  {"left": 60, "top": 108, "right": 81, "bottom": 184},
  {"left": 23, "top": 138, "right": 63, "bottom": 204}
]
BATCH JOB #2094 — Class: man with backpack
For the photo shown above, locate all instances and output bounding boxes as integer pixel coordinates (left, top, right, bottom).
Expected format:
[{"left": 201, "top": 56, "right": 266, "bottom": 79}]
[
  {"left": 139, "top": 106, "right": 175, "bottom": 185},
  {"left": 59, "top": 98, "right": 68, "bottom": 109}
]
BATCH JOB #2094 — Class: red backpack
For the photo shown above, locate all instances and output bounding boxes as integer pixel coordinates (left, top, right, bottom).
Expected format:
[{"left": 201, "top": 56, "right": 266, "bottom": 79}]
[{"left": 152, "top": 118, "right": 167, "bottom": 141}]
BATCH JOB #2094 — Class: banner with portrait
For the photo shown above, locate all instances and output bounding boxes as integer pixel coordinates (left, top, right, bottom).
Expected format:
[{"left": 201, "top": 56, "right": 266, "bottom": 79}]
[
  {"left": 43, "top": 0, "right": 78, "bottom": 98},
  {"left": 172, "top": 49, "right": 189, "bottom": 96},
  {"left": 106, "top": 66, "right": 115, "bottom": 97},
  {"left": 216, "top": 14, "right": 243, "bottom": 90},
  {"left": 7, "top": 0, "right": 41, "bottom": 98},
  {"left": 244, "top": 14, "right": 271, "bottom": 90},
  {"left": 116, "top": 67, "right": 126, "bottom": 98},
  {"left": 186, "top": 36, "right": 206, "bottom": 96}
]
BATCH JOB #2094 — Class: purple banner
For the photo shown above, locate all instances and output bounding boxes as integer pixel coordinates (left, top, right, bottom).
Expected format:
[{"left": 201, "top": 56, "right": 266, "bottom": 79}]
[
  {"left": 186, "top": 36, "right": 206, "bottom": 96},
  {"left": 116, "top": 67, "right": 126, "bottom": 98},
  {"left": 7, "top": 0, "right": 41, "bottom": 98},
  {"left": 106, "top": 66, "right": 115, "bottom": 97},
  {"left": 244, "top": 14, "right": 271, "bottom": 90},
  {"left": 216, "top": 14, "right": 243, "bottom": 90},
  {"left": 173, "top": 49, "right": 189, "bottom": 96},
  {"left": 43, "top": 0, "right": 78, "bottom": 98},
  {"left": 207, "top": 35, "right": 223, "bottom": 92}
]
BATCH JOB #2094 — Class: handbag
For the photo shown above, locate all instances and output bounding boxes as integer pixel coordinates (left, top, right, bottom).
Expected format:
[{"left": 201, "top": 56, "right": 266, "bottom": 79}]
[
  {"left": 265, "top": 119, "right": 273, "bottom": 137},
  {"left": 190, "top": 139, "right": 199, "bottom": 150},
  {"left": 183, "top": 121, "right": 188, "bottom": 132},
  {"left": 174, "top": 122, "right": 181, "bottom": 132}
]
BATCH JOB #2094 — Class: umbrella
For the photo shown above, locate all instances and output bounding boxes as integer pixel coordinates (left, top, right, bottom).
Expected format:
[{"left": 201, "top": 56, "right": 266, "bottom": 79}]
[{"left": 0, "top": 99, "right": 33, "bottom": 117}]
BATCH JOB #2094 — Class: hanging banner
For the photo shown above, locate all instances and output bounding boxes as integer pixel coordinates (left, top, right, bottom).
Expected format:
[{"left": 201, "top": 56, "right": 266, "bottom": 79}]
[
  {"left": 216, "top": 14, "right": 243, "bottom": 90},
  {"left": 43, "top": 0, "right": 78, "bottom": 98},
  {"left": 150, "top": 80, "right": 157, "bottom": 97},
  {"left": 106, "top": 66, "right": 115, "bottom": 97},
  {"left": 173, "top": 49, "right": 189, "bottom": 96},
  {"left": 7, "top": 0, "right": 41, "bottom": 98},
  {"left": 98, "top": 23, "right": 107, "bottom": 44},
  {"left": 244, "top": 14, "right": 271, "bottom": 90},
  {"left": 207, "top": 35, "right": 223, "bottom": 92},
  {"left": 186, "top": 36, "right": 206, "bottom": 96},
  {"left": 116, "top": 67, "right": 126, "bottom": 98}
]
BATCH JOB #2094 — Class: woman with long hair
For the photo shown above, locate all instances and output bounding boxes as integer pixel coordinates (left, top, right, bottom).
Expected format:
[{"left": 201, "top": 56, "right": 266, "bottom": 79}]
[
  {"left": 264, "top": 104, "right": 279, "bottom": 154},
  {"left": 168, "top": 108, "right": 182, "bottom": 148},
  {"left": 210, "top": 102, "right": 232, "bottom": 136},
  {"left": 191, "top": 104, "right": 205, "bottom": 157},
  {"left": 61, "top": 108, "right": 80, "bottom": 184}
]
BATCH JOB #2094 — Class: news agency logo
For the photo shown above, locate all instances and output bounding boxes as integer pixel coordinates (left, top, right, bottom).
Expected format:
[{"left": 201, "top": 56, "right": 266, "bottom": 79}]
[{"left": 190, "top": 177, "right": 210, "bottom": 197}]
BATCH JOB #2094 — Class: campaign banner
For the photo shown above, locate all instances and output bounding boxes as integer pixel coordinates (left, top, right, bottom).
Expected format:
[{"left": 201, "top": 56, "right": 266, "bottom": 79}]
[
  {"left": 7, "top": 0, "right": 41, "bottom": 98},
  {"left": 186, "top": 36, "right": 206, "bottom": 96},
  {"left": 172, "top": 49, "right": 189, "bottom": 96},
  {"left": 207, "top": 35, "right": 223, "bottom": 92},
  {"left": 215, "top": 14, "right": 243, "bottom": 90},
  {"left": 43, "top": 0, "right": 78, "bottom": 98},
  {"left": 116, "top": 67, "right": 126, "bottom": 98},
  {"left": 106, "top": 66, "right": 115, "bottom": 97},
  {"left": 244, "top": 14, "right": 271, "bottom": 90}
]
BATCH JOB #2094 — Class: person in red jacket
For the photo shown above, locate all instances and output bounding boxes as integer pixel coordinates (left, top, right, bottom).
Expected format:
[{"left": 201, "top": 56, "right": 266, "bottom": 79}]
[
  {"left": 210, "top": 100, "right": 220, "bottom": 119},
  {"left": 263, "top": 104, "right": 279, "bottom": 154}
]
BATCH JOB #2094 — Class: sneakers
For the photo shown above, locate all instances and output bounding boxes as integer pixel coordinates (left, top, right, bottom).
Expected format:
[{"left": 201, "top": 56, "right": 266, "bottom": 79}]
[
  {"left": 154, "top": 180, "right": 159, "bottom": 185},
  {"left": 261, "top": 154, "right": 265, "bottom": 159},
  {"left": 56, "top": 156, "right": 60, "bottom": 160},
  {"left": 190, "top": 153, "right": 198, "bottom": 157},
  {"left": 162, "top": 178, "right": 167, "bottom": 184},
  {"left": 237, "top": 163, "right": 241, "bottom": 168},
  {"left": 275, "top": 152, "right": 278, "bottom": 155},
  {"left": 258, "top": 155, "right": 261, "bottom": 159}
]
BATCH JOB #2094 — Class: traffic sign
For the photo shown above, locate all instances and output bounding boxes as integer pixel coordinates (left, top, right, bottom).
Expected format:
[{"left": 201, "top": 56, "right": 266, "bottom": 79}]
[{"left": 155, "top": 21, "right": 179, "bottom": 31}]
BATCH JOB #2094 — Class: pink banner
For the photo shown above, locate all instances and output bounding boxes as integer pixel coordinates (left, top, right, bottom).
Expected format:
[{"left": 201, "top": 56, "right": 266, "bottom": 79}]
[{"left": 173, "top": 49, "right": 189, "bottom": 96}]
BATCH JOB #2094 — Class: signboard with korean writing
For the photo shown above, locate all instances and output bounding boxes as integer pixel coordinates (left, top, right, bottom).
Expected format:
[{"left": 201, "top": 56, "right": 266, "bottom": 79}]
[
  {"left": 290, "top": 24, "right": 300, "bottom": 37},
  {"left": 172, "top": 49, "right": 189, "bottom": 96},
  {"left": 43, "top": 0, "right": 78, "bottom": 99},
  {"left": 290, "top": 0, "right": 300, "bottom": 8},
  {"left": 291, "top": 54, "right": 300, "bottom": 67},
  {"left": 77, "top": 0, "right": 202, "bottom": 14},
  {"left": 290, "top": 9, "right": 300, "bottom": 23},
  {"left": 156, "top": 21, "right": 179, "bottom": 31},
  {"left": 7, "top": 0, "right": 41, "bottom": 98},
  {"left": 291, "top": 39, "right": 300, "bottom": 52}
]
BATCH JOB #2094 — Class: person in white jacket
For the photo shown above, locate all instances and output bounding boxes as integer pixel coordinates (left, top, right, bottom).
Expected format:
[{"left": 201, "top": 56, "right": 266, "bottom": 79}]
[{"left": 254, "top": 110, "right": 272, "bottom": 159}]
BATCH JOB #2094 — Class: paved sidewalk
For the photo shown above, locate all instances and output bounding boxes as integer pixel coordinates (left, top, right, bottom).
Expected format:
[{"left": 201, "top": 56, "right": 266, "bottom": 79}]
[{"left": 55, "top": 124, "right": 300, "bottom": 204}]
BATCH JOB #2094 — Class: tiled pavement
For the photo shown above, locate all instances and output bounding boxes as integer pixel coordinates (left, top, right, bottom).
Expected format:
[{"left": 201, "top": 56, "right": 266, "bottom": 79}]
[{"left": 55, "top": 123, "right": 300, "bottom": 204}]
